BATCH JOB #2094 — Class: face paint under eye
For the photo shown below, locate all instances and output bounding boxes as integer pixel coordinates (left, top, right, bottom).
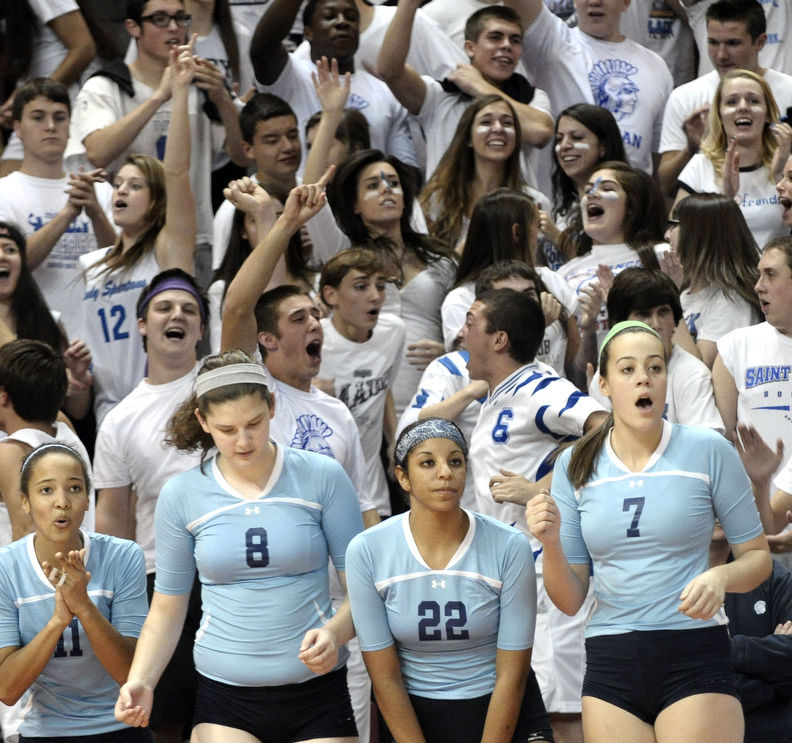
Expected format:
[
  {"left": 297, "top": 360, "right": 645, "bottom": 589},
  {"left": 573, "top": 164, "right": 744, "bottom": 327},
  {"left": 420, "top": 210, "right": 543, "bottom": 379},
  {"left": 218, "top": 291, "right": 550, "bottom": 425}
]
[
  {"left": 749, "top": 105, "right": 765, "bottom": 113},
  {"left": 599, "top": 190, "right": 621, "bottom": 201}
]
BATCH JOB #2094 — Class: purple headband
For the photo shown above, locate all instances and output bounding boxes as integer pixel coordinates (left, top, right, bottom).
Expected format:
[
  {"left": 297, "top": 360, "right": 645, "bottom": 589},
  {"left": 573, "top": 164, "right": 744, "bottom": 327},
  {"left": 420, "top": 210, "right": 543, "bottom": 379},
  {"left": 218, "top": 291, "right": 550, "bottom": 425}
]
[{"left": 137, "top": 277, "right": 207, "bottom": 322}]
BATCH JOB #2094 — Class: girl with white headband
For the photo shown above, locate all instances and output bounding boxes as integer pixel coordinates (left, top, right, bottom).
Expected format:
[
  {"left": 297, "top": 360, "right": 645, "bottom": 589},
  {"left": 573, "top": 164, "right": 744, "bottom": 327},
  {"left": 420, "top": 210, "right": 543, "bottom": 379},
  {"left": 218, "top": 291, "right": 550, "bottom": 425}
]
[
  {"left": 115, "top": 350, "right": 364, "bottom": 743},
  {"left": 0, "top": 442, "right": 149, "bottom": 742},
  {"left": 526, "top": 321, "right": 771, "bottom": 743},
  {"left": 346, "top": 418, "right": 552, "bottom": 743}
]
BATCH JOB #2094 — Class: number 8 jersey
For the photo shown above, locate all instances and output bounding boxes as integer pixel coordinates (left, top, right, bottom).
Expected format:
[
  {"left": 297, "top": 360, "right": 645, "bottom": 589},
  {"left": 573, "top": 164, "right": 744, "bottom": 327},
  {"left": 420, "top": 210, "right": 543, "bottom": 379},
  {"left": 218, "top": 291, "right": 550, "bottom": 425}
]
[{"left": 346, "top": 511, "right": 536, "bottom": 699}]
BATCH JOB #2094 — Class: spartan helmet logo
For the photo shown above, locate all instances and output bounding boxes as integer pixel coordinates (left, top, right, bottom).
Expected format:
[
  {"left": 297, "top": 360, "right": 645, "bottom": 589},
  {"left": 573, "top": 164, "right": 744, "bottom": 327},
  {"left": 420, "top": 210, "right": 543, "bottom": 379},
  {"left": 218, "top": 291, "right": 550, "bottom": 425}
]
[{"left": 588, "top": 58, "right": 640, "bottom": 122}]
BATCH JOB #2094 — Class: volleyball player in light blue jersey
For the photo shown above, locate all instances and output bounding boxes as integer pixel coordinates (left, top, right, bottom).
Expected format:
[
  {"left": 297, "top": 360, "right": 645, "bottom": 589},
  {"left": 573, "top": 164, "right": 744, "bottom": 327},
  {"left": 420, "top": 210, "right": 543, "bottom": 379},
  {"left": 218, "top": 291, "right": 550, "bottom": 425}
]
[
  {"left": 526, "top": 321, "right": 772, "bottom": 743},
  {"left": 115, "top": 350, "right": 363, "bottom": 743},
  {"left": 347, "top": 419, "right": 552, "bottom": 743},
  {"left": 0, "top": 443, "right": 149, "bottom": 742}
]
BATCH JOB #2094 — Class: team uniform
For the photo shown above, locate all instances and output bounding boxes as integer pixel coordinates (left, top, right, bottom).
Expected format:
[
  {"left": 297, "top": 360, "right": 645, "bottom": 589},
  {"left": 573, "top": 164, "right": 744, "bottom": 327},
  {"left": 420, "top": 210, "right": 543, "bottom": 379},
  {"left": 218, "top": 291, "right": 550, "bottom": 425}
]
[
  {"left": 0, "top": 532, "right": 147, "bottom": 739},
  {"left": 553, "top": 421, "right": 764, "bottom": 721},
  {"left": 319, "top": 312, "right": 406, "bottom": 516},
  {"left": 589, "top": 344, "right": 725, "bottom": 434},
  {"left": 154, "top": 446, "right": 363, "bottom": 686},
  {"left": 717, "top": 322, "right": 792, "bottom": 478},
  {"left": 346, "top": 510, "right": 549, "bottom": 741},
  {"left": 677, "top": 156, "right": 785, "bottom": 251},
  {"left": 0, "top": 172, "right": 114, "bottom": 336},
  {"left": 77, "top": 248, "right": 160, "bottom": 425}
]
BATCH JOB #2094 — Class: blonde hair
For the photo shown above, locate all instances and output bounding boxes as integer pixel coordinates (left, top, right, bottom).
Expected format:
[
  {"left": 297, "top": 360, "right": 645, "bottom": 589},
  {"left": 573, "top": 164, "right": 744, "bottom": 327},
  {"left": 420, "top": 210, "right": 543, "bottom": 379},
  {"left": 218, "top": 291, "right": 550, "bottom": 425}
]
[{"left": 700, "top": 69, "right": 780, "bottom": 183}]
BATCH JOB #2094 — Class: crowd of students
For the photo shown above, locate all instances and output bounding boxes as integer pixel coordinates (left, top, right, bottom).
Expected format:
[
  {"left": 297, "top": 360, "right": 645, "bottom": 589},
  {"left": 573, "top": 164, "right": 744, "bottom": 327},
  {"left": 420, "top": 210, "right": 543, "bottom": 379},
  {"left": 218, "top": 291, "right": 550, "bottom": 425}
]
[{"left": 0, "top": 0, "right": 792, "bottom": 742}]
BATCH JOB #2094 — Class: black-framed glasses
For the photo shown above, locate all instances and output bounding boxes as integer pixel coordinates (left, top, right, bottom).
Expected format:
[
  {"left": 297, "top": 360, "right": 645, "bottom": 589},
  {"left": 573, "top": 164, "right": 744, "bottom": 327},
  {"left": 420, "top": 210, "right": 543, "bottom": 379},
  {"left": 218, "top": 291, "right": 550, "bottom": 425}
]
[
  {"left": 140, "top": 11, "right": 192, "bottom": 27},
  {"left": 665, "top": 219, "right": 680, "bottom": 231}
]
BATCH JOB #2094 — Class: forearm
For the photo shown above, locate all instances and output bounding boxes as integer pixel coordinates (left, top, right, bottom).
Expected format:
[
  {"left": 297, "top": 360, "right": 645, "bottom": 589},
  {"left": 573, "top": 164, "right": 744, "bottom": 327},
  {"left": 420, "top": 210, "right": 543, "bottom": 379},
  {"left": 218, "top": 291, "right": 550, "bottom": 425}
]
[
  {"left": 0, "top": 620, "right": 68, "bottom": 705},
  {"left": 250, "top": 0, "right": 296, "bottom": 83},
  {"left": 541, "top": 543, "right": 588, "bottom": 615},
  {"left": 87, "top": 209, "right": 117, "bottom": 250},
  {"left": 482, "top": 666, "right": 529, "bottom": 743},
  {"left": 323, "top": 597, "right": 355, "bottom": 648},
  {"left": 215, "top": 94, "right": 248, "bottom": 167},
  {"left": 303, "top": 110, "right": 344, "bottom": 184},
  {"left": 25, "top": 207, "right": 78, "bottom": 270},
  {"left": 418, "top": 385, "right": 481, "bottom": 423},
  {"left": 164, "top": 85, "right": 191, "bottom": 178},
  {"left": 73, "top": 602, "right": 136, "bottom": 685},
  {"left": 378, "top": 0, "right": 419, "bottom": 83},
  {"left": 83, "top": 95, "right": 168, "bottom": 169},
  {"left": 717, "top": 545, "right": 772, "bottom": 594},
  {"left": 370, "top": 674, "right": 427, "bottom": 743},
  {"left": 62, "top": 386, "right": 92, "bottom": 421}
]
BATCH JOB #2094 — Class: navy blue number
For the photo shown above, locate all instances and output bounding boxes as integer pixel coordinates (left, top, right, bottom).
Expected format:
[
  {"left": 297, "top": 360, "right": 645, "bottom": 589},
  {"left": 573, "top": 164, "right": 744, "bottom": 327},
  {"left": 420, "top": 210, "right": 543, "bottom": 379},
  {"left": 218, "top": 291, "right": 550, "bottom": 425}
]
[
  {"left": 622, "top": 497, "right": 645, "bottom": 538},
  {"left": 156, "top": 134, "right": 167, "bottom": 160},
  {"left": 245, "top": 527, "right": 269, "bottom": 567},
  {"left": 97, "top": 305, "right": 130, "bottom": 342},
  {"left": 444, "top": 601, "right": 470, "bottom": 640},
  {"left": 53, "top": 618, "right": 83, "bottom": 658},
  {"left": 418, "top": 601, "right": 469, "bottom": 640},
  {"left": 492, "top": 409, "right": 513, "bottom": 444}
]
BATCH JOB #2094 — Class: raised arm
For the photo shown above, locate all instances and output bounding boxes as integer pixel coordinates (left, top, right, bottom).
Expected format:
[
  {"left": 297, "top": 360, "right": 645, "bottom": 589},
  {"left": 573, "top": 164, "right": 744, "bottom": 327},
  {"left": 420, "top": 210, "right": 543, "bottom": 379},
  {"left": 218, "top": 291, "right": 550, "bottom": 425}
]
[
  {"left": 47, "top": 10, "right": 97, "bottom": 88},
  {"left": 155, "top": 41, "right": 197, "bottom": 274},
  {"left": 303, "top": 57, "right": 350, "bottom": 185},
  {"left": 502, "top": 0, "right": 546, "bottom": 32},
  {"left": 221, "top": 171, "right": 333, "bottom": 353},
  {"left": 250, "top": 0, "right": 298, "bottom": 85},
  {"left": 376, "top": 0, "right": 428, "bottom": 117}
]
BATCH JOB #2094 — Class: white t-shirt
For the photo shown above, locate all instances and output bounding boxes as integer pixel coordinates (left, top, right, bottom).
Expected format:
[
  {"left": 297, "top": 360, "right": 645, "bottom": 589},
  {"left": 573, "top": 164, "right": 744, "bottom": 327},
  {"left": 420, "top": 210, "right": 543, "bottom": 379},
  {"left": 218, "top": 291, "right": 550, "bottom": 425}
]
[
  {"left": 588, "top": 343, "right": 725, "bottom": 433},
  {"left": 718, "top": 321, "right": 792, "bottom": 478},
  {"left": 260, "top": 365, "right": 376, "bottom": 514},
  {"left": 66, "top": 73, "right": 224, "bottom": 245},
  {"left": 521, "top": 4, "right": 673, "bottom": 175},
  {"left": 319, "top": 313, "right": 405, "bottom": 515},
  {"left": 687, "top": 0, "right": 792, "bottom": 77},
  {"left": 77, "top": 247, "right": 160, "bottom": 425},
  {"left": 0, "top": 171, "right": 114, "bottom": 336},
  {"left": 258, "top": 54, "right": 418, "bottom": 171},
  {"left": 678, "top": 155, "right": 785, "bottom": 251},
  {"left": 557, "top": 242, "right": 668, "bottom": 345},
  {"left": 620, "top": 0, "right": 695, "bottom": 87},
  {"left": 660, "top": 68, "right": 792, "bottom": 154},
  {"left": 92, "top": 366, "right": 201, "bottom": 572},
  {"left": 681, "top": 284, "right": 760, "bottom": 345}
]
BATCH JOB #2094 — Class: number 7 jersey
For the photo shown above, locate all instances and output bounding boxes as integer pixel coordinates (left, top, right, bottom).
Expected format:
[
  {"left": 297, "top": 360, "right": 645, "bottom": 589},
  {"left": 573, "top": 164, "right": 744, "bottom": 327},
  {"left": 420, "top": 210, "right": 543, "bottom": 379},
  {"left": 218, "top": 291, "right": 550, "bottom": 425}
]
[{"left": 346, "top": 511, "right": 536, "bottom": 699}]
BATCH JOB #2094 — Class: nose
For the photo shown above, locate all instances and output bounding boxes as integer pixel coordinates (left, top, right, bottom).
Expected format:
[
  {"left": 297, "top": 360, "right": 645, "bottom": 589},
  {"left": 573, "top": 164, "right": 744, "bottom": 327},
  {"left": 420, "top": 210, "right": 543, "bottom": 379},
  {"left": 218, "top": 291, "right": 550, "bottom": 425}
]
[
  {"left": 53, "top": 487, "right": 70, "bottom": 508},
  {"left": 490, "top": 118, "right": 505, "bottom": 133},
  {"left": 437, "top": 460, "right": 452, "bottom": 479}
]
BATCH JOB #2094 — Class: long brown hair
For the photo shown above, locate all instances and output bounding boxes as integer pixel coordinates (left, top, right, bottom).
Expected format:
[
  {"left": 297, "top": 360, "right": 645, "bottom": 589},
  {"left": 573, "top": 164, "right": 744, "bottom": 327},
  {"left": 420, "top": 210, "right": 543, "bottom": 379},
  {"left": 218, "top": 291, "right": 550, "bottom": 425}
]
[
  {"left": 89, "top": 154, "right": 166, "bottom": 279},
  {"left": 420, "top": 95, "right": 526, "bottom": 247}
]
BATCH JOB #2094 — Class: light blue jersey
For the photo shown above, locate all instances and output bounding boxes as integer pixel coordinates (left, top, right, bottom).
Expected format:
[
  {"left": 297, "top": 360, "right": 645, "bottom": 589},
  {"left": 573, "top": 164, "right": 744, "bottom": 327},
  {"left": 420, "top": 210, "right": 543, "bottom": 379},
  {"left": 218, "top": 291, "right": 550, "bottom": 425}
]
[
  {"left": 553, "top": 421, "right": 764, "bottom": 637},
  {"left": 346, "top": 511, "right": 536, "bottom": 699},
  {"left": 0, "top": 532, "right": 146, "bottom": 737},
  {"left": 154, "top": 445, "right": 364, "bottom": 687}
]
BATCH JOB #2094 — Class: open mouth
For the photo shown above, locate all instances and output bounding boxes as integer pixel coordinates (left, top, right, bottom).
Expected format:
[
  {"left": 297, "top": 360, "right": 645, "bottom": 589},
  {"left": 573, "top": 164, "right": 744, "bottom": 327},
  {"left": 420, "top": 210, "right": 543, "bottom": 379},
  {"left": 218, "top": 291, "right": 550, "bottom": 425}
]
[
  {"left": 306, "top": 339, "right": 321, "bottom": 361},
  {"left": 165, "top": 328, "right": 185, "bottom": 339},
  {"left": 586, "top": 203, "right": 604, "bottom": 217},
  {"left": 780, "top": 196, "right": 792, "bottom": 211},
  {"left": 636, "top": 396, "right": 652, "bottom": 409},
  {"left": 114, "top": 199, "right": 128, "bottom": 209},
  {"left": 0, "top": 267, "right": 10, "bottom": 279},
  {"left": 734, "top": 117, "right": 753, "bottom": 129},
  {"left": 487, "top": 138, "right": 508, "bottom": 148}
]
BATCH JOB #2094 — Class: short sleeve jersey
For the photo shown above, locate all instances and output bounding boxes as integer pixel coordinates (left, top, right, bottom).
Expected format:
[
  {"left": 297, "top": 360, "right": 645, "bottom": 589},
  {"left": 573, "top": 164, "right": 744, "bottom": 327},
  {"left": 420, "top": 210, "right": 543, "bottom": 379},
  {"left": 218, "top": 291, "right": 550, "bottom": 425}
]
[
  {"left": 0, "top": 532, "right": 147, "bottom": 737},
  {"left": 553, "top": 421, "right": 763, "bottom": 636},
  {"left": 154, "top": 446, "right": 364, "bottom": 686},
  {"left": 346, "top": 511, "right": 536, "bottom": 699}
]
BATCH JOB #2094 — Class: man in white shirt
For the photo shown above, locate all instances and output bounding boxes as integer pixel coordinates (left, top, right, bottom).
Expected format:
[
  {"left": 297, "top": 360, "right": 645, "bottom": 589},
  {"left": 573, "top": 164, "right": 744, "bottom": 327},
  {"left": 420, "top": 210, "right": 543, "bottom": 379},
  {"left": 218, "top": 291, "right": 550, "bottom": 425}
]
[
  {"left": 658, "top": 0, "right": 792, "bottom": 196},
  {"left": 0, "top": 78, "right": 115, "bottom": 336}
]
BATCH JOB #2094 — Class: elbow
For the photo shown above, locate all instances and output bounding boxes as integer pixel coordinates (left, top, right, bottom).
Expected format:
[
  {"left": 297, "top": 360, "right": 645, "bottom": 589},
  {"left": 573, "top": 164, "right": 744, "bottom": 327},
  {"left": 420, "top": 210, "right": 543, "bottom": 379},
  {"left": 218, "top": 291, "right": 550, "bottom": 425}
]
[
  {"left": 525, "top": 118, "right": 554, "bottom": 148},
  {"left": 83, "top": 143, "right": 112, "bottom": 170},
  {"left": 0, "top": 685, "right": 21, "bottom": 707}
]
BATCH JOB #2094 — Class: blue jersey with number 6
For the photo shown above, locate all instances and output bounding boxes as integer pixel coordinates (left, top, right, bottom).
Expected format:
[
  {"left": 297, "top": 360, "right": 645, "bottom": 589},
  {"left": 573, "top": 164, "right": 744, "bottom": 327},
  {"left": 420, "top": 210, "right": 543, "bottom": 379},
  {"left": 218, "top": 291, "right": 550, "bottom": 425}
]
[
  {"left": 346, "top": 511, "right": 536, "bottom": 698},
  {"left": 553, "top": 420, "right": 763, "bottom": 637},
  {"left": 154, "top": 445, "right": 363, "bottom": 686},
  {"left": 0, "top": 532, "right": 147, "bottom": 737}
]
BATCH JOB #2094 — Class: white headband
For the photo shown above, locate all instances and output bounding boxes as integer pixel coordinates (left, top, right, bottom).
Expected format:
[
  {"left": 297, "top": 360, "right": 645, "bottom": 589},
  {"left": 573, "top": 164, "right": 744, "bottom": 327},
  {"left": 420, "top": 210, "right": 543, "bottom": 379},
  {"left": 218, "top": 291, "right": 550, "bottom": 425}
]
[{"left": 194, "top": 363, "right": 270, "bottom": 398}]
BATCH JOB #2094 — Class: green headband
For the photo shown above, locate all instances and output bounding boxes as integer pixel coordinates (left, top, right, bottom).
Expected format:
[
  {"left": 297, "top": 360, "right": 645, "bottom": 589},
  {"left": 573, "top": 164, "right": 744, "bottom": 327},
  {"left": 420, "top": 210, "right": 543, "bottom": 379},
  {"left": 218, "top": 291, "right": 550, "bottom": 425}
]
[{"left": 599, "top": 320, "right": 663, "bottom": 358}]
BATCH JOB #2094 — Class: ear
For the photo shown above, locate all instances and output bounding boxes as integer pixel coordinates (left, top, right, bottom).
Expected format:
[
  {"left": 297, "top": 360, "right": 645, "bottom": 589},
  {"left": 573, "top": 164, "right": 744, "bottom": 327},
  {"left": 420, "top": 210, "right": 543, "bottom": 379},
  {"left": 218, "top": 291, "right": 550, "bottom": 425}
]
[
  {"left": 241, "top": 140, "right": 255, "bottom": 163},
  {"left": 511, "top": 222, "right": 520, "bottom": 246},
  {"left": 195, "top": 407, "right": 210, "bottom": 434},
  {"left": 125, "top": 18, "right": 142, "bottom": 40},
  {"left": 267, "top": 393, "right": 276, "bottom": 419},
  {"left": 258, "top": 330, "right": 279, "bottom": 353},
  {"left": 322, "top": 284, "right": 338, "bottom": 308},
  {"left": 598, "top": 371, "right": 611, "bottom": 399},
  {"left": 491, "top": 329, "right": 510, "bottom": 354},
  {"left": 303, "top": 26, "right": 314, "bottom": 44},
  {"left": 137, "top": 316, "right": 147, "bottom": 339},
  {"left": 12, "top": 120, "right": 21, "bottom": 139},
  {"left": 21, "top": 494, "right": 31, "bottom": 515},
  {"left": 754, "top": 32, "right": 767, "bottom": 53},
  {"left": 394, "top": 465, "right": 411, "bottom": 495},
  {"left": 463, "top": 38, "right": 475, "bottom": 61},
  {"left": 0, "top": 389, "right": 8, "bottom": 407}
]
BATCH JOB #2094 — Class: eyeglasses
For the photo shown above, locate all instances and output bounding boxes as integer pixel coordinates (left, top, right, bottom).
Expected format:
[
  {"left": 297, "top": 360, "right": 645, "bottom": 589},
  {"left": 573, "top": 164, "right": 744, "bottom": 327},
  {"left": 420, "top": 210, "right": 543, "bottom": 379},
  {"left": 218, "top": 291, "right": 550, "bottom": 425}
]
[
  {"left": 665, "top": 219, "right": 680, "bottom": 231},
  {"left": 140, "top": 11, "right": 192, "bottom": 28}
]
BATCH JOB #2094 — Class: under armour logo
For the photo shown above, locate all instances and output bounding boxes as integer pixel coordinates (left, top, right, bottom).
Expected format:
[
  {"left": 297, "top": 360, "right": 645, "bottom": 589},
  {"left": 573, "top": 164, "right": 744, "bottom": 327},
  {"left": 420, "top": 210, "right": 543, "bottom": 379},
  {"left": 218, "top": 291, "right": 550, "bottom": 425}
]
[
  {"left": 431, "top": 580, "right": 446, "bottom": 589},
  {"left": 629, "top": 480, "right": 644, "bottom": 488},
  {"left": 245, "top": 506, "right": 260, "bottom": 515}
]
